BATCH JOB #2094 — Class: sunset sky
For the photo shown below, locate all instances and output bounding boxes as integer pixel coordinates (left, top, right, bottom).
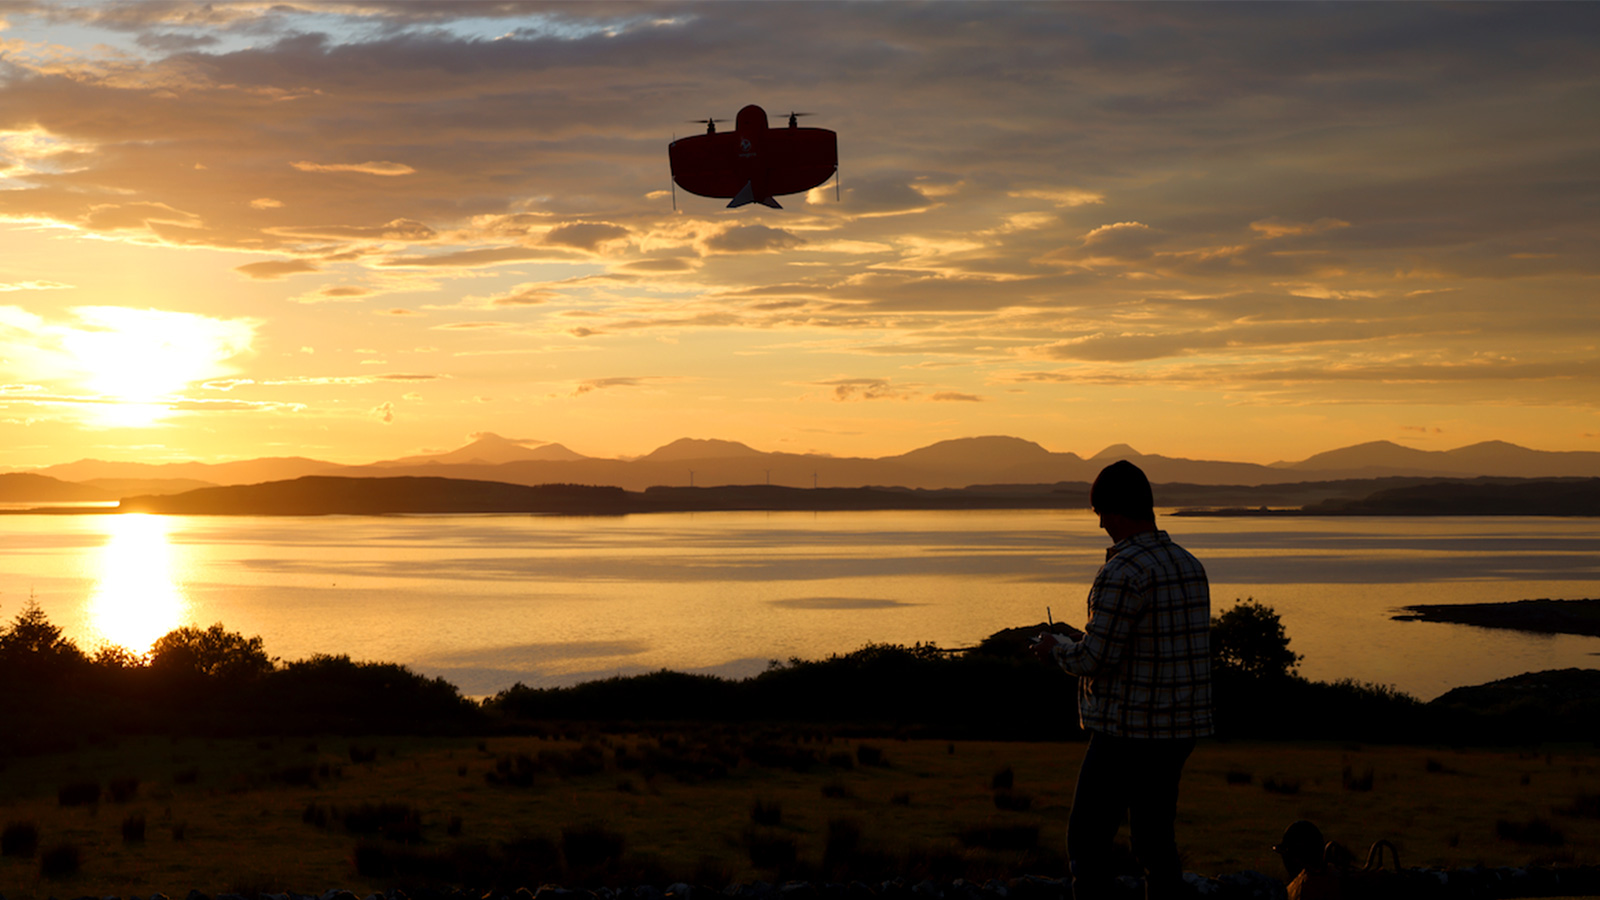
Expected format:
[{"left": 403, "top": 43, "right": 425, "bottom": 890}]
[{"left": 1, "top": 1, "right": 1596, "bottom": 469}]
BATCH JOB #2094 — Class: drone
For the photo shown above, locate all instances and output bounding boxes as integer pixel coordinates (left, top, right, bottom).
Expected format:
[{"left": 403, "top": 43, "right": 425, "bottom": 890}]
[{"left": 668, "top": 104, "right": 838, "bottom": 209}]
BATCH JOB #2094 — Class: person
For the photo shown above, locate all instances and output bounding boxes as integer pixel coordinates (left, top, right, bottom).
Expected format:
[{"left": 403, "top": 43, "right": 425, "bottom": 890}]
[{"left": 1032, "top": 460, "right": 1213, "bottom": 900}]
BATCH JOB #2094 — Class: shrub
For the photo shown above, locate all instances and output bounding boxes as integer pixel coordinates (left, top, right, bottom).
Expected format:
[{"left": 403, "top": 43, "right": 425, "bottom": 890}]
[
  {"left": 149, "top": 622, "right": 274, "bottom": 681},
  {"left": 1225, "top": 770, "right": 1254, "bottom": 785},
  {"left": 991, "top": 765, "right": 1015, "bottom": 790},
  {"left": 1, "top": 821, "right": 39, "bottom": 858},
  {"left": 1212, "top": 599, "right": 1301, "bottom": 680},
  {"left": 39, "top": 843, "right": 81, "bottom": 878},
  {"left": 891, "top": 791, "right": 912, "bottom": 806},
  {"left": 121, "top": 814, "right": 146, "bottom": 843}
]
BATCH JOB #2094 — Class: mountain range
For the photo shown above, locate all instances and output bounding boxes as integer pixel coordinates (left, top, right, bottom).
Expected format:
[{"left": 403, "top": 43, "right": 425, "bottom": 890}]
[{"left": 5, "top": 434, "right": 1600, "bottom": 503}]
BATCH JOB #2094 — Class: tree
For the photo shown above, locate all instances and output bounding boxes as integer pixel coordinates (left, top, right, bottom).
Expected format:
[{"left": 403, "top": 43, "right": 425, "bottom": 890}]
[
  {"left": 0, "top": 596, "right": 87, "bottom": 669},
  {"left": 1211, "top": 598, "right": 1301, "bottom": 680},
  {"left": 149, "top": 623, "right": 274, "bottom": 681}
]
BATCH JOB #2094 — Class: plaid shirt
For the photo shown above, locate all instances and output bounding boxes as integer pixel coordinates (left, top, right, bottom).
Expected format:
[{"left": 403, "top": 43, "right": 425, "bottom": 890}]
[{"left": 1052, "top": 529, "right": 1214, "bottom": 739}]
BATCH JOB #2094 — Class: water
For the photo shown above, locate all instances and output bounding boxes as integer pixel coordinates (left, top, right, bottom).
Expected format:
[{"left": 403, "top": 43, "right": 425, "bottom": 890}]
[{"left": 1, "top": 509, "right": 1596, "bottom": 700}]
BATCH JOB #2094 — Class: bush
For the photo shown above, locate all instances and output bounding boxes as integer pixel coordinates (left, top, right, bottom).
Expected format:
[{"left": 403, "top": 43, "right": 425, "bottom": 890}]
[
  {"left": 750, "top": 798, "right": 783, "bottom": 826},
  {"left": 1212, "top": 599, "right": 1301, "bottom": 680},
  {"left": 121, "top": 814, "right": 145, "bottom": 843}
]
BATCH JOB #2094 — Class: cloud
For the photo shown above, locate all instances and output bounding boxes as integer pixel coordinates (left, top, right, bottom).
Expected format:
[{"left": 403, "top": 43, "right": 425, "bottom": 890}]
[
  {"left": 573, "top": 376, "right": 647, "bottom": 396},
  {"left": 292, "top": 161, "right": 416, "bottom": 176},
  {"left": 235, "top": 259, "right": 320, "bottom": 280},
  {"left": 1250, "top": 217, "right": 1352, "bottom": 239},
  {"left": 703, "top": 225, "right": 806, "bottom": 254},
  {"left": 929, "top": 391, "right": 984, "bottom": 402},
  {"left": 820, "top": 378, "right": 919, "bottom": 402},
  {"left": 543, "top": 222, "right": 631, "bottom": 252},
  {"left": 0, "top": 280, "right": 71, "bottom": 292}
]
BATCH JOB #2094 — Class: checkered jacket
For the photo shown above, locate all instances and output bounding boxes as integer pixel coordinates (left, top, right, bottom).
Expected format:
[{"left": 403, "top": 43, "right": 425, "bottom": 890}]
[{"left": 1052, "top": 529, "right": 1214, "bottom": 739}]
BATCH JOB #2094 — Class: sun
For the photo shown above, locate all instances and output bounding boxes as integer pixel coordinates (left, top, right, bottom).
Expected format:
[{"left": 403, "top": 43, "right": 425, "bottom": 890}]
[{"left": 58, "top": 307, "right": 255, "bottom": 427}]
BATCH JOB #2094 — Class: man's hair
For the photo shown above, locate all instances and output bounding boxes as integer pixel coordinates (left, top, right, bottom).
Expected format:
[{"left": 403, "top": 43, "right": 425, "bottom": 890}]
[{"left": 1090, "top": 460, "right": 1155, "bottom": 522}]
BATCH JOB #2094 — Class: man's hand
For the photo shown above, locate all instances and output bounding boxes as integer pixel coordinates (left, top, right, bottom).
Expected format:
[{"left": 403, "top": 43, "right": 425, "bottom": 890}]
[{"left": 1030, "top": 631, "right": 1061, "bottom": 661}]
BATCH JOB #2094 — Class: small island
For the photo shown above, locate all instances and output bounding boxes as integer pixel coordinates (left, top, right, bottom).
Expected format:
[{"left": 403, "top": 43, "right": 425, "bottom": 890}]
[{"left": 1393, "top": 598, "right": 1600, "bottom": 637}]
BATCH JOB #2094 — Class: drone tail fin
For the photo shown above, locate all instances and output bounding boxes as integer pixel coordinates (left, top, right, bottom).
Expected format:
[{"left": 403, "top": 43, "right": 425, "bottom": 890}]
[{"left": 727, "top": 182, "right": 782, "bottom": 209}]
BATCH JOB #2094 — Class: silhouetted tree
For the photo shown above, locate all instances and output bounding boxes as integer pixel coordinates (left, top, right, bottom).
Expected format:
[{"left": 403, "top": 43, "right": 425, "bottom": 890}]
[
  {"left": 1211, "top": 598, "right": 1301, "bottom": 680},
  {"left": 0, "top": 596, "right": 87, "bottom": 671},
  {"left": 150, "top": 622, "right": 274, "bottom": 681}
]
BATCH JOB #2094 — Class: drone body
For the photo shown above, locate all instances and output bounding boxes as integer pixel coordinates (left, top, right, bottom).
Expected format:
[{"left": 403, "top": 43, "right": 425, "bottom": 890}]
[{"left": 668, "top": 105, "right": 837, "bottom": 209}]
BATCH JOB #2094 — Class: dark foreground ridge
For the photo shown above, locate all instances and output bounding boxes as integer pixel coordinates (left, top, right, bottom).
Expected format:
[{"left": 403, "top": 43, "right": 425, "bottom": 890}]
[{"left": 4, "top": 864, "right": 1599, "bottom": 900}]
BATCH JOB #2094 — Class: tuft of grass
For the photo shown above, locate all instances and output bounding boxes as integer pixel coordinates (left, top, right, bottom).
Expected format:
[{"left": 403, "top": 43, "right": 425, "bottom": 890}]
[
  {"left": 57, "top": 780, "right": 101, "bottom": 807},
  {"left": 992, "top": 790, "right": 1033, "bottom": 812},
  {"left": 750, "top": 798, "right": 783, "bottom": 826},
  {"left": 820, "top": 779, "right": 856, "bottom": 800},
  {"left": 956, "top": 823, "right": 1040, "bottom": 851},
  {"left": 891, "top": 791, "right": 912, "bottom": 806},
  {"left": 562, "top": 822, "right": 625, "bottom": 870},
  {"left": 173, "top": 766, "right": 200, "bottom": 785},
  {"left": 121, "top": 814, "right": 146, "bottom": 843},
  {"left": 1424, "top": 757, "right": 1457, "bottom": 774},
  {"left": 991, "top": 764, "right": 1014, "bottom": 790},
  {"left": 348, "top": 744, "right": 379, "bottom": 764},
  {"left": 827, "top": 751, "right": 855, "bottom": 769},
  {"left": 170, "top": 821, "right": 187, "bottom": 841},
  {"left": 108, "top": 776, "right": 139, "bottom": 803},
  {"left": 1557, "top": 792, "right": 1600, "bottom": 819},
  {"left": 1342, "top": 766, "right": 1375, "bottom": 791},
  {"left": 856, "top": 743, "right": 887, "bottom": 767},
  {"left": 2, "top": 821, "right": 39, "bottom": 858},
  {"left": 1263, "top": 776, "right": 1300, "bottom": 795},
  {"left": 744, "top": 827, "right": 798, "bottom": 872},
  {"left": 39, "top": 842, "right": 81, "bottom": 878},
  {"left": 1497, "top": 817, "right": 1566, "bottom": 846},
  {"left": 1225, "top": 770, "right": 1254, "bottom": 785},
  {"left": 339, "top": 802, "right": 422, "bottom": 843}
]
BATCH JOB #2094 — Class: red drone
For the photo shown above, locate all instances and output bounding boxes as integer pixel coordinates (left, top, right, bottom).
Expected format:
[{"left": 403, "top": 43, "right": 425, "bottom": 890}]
[{"left": 668, "top": 104, "right": 838, "bottom": 209}]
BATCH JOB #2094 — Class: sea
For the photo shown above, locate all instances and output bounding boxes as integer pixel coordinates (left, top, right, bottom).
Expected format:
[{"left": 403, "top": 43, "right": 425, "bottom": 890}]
[{"left": 1, "top": 508, "right": 1596, "bottom": 701}]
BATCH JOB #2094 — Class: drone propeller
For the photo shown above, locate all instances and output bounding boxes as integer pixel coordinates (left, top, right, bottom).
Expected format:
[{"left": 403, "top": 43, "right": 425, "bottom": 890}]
[
  {"left": 689, "top": 116, "right": 728, "bottom": 134},
  {"left": 777, "top": 111, "right": 816, "bottom": 128}
]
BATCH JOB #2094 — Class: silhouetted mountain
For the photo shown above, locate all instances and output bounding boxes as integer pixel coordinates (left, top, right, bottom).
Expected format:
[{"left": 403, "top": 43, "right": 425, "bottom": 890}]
[
  {"left": 118, "top": 477, "right": 638, "bottom": 516},
  {"left": 1276, "top": 440, "right": 1600, "bottom": 478},
  {"left": 0, "top": 473, "right": 112, "bottom": 503},
  {"left": 640, "top": 438, "right": 766, "bottom": 461},
  {"left": 38, "top": 456, "right": 340, "bottom": 486},
  {"left": 81, "top": 477, "right": 217, "bottom": 497},
  {"left": 368, "top": 432, "right": 588, "bottom": 467},
  {"left": 19, "top": 435, "right": 1600, "bottom": 495}
]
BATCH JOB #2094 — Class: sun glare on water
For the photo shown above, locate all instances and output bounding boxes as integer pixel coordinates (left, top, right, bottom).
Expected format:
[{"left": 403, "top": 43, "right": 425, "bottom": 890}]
[{"left": 87, "top": 514, "right": 189, "bottom": 655}]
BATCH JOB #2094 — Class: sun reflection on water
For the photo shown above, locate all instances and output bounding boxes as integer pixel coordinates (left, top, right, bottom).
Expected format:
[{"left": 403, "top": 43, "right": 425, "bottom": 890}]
[{"left": 87, "top": 514, "right": 188, "bottom": 655}]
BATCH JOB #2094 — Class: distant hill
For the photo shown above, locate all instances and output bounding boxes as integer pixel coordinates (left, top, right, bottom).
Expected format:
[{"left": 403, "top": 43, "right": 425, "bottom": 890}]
[
  {"left": 19, "top": 435, "right": 1600, "bottom": 494},
  {"left": 368, "top": 432, "right": 588, "bottom": 467},
  {"left": 1276, "top": 440, "right": 1600, "bottom": 479},
  {"left": 0, "top": 472, "right": 113, "bottom": 503}
]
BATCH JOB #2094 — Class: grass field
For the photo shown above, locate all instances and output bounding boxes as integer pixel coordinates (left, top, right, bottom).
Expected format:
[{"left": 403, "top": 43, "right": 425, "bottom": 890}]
[{"left": 1, "top": 732, "right": 1597, "bottom": 898}]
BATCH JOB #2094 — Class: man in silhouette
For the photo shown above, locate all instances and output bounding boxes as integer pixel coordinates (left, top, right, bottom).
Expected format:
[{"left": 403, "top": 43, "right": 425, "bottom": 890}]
[{"left": 1033, "top": 460, "right": 1213, "bottom": 900}]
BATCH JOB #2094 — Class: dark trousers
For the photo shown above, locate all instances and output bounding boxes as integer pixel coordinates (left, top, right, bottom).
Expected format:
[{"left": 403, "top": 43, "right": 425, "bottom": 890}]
[{"left": 1068, "top": 731, "right": 1196, "bottom": 900}]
